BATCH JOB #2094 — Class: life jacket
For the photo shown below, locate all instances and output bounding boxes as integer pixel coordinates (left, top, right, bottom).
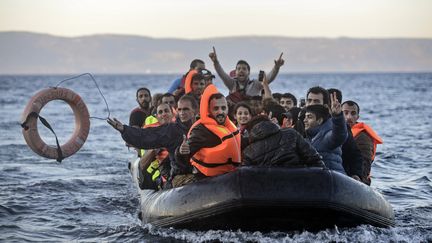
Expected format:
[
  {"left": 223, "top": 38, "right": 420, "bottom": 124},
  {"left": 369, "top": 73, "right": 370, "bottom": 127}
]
[
  {"left": 351, "top": 122, "right": 383, "bottom": 161},
  {"left": 179, "top": 73, "right": 188, "bottom": 89},
  {"left": 185, "top": 69, "right": 198, "bottom": 94},
  {"left": 189, "top": 84, "right": 241, "bottom": 177}
]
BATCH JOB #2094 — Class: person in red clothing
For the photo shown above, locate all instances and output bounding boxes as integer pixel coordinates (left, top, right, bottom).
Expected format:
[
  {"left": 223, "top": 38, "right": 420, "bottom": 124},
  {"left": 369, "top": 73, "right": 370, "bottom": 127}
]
[
  {"left": 342, "top": 100, "right": 383, "bottom": 185},
  {"left": 129, "top": 87, "right": 152, "bottom": 128}
]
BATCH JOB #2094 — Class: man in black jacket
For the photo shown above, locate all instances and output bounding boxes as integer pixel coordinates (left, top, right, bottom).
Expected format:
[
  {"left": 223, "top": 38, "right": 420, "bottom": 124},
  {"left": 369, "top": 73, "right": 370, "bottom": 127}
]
[
  {"left": 242, "top": 115, "right": 324, "bottom": 167},
  {"left": 107, "top": 95, "right": 198, "bottom": 187}
]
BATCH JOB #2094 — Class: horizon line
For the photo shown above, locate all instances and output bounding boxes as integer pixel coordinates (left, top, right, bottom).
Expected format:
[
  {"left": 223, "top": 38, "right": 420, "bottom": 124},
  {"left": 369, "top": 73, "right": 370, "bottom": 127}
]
[{"left": 2, "top": 30, "right": 432, "bottom": 41}]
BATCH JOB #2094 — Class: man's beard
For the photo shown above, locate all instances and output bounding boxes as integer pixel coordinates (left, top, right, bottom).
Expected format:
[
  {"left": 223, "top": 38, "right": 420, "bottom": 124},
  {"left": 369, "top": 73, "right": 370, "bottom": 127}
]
[
  {"left": 215, "top": 114, "right": 226, "bottom": 125},
  {"left": 139, "top": 101, "right": 150, "bottom": 110}
]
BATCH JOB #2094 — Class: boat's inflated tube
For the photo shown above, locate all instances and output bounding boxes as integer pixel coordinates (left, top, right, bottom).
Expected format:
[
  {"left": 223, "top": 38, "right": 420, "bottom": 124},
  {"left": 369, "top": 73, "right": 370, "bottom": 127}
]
[{"left": 21, "top": 87, "right": 90, "bottom": 161}]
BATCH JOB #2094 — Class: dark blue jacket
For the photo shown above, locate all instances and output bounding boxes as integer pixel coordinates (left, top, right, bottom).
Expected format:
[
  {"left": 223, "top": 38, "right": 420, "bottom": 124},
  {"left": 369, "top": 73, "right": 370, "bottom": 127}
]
[{"left": 306, "top": 113, "right": 348, "bottom": 174}]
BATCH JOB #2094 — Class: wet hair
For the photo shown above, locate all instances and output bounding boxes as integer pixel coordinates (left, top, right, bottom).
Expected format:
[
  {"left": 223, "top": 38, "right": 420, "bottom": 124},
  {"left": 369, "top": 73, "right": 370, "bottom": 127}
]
[
  {"left": 246, "top": 115, "right": 270, "bottom": 132},
  {"left": 161, "top": 92, "right": 175, "bottom": 100},
  {"left": 190, "top": 59, "right": 204, "bottom": 69},
  {"left": 179, "top": 94, "right": 199, "bottom": 111},
  {"left": 136, "top": 87, "right": 151, "bottom": 98},
  {"left": 283, "top": 107, "right": 301, "bottom": 124},
  {"left": 263, "top": 103, "right": 286, "bottom": 126},
  {"left": 307, "top": 86, "right": 329, "bottom": 105},
  {"left": 305, "top": 105, "right": 330, "bottom": 122},
  {"left": 281, "top": 93, "right": 298, "bottom": 106},
  {"left": 327, "top": 88, "right": 342, "bottom": 103},
  {"left": 208, "top": 93, "right": 225, "bottom": 107},
  {"left": 262, "top": 97, "right": 279, "bottom": 109},
  {"left": 342, "top": 100, "right": 360, "bottom": 115},
  {"left": 233, "top": 102, "right": 254, "bottom": 116},
  {"left": 236, "top": 60, "right": 250, "bottom": 71},
  {"left": 272, "top": 92, "right": 282, "bottom": 101}
]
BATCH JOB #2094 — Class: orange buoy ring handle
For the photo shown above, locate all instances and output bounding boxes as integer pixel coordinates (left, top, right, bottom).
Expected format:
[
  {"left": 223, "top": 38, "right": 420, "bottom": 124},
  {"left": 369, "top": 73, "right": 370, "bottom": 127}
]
[{"left": 21, "top": 87, "right": 90, "bottom": 161}]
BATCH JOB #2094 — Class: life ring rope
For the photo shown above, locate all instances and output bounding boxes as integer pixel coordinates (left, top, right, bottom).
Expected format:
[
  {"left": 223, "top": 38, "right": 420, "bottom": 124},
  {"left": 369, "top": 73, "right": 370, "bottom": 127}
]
[
  {"left": 21, "top": 111, "right": 64, "bottom": 162},
  {"left": 55, "top": 73, "right": 110, "bottom": 120}
]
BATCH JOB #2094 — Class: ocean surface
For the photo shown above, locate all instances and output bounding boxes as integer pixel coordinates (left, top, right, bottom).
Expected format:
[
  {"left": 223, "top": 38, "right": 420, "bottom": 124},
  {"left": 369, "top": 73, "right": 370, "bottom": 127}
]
[{"left": 1, "top": 73, "right": 431, "bottom": 242}]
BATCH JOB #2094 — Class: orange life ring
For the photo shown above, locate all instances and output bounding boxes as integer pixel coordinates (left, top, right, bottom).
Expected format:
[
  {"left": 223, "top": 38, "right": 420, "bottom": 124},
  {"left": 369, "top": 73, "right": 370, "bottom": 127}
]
[{"left": 21, "top": 87, "right": 90, "bottom": 160}]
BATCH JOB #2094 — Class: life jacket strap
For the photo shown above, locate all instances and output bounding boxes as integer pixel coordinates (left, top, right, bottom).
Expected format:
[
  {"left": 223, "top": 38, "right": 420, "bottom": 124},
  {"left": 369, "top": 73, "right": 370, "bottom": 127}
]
[{"left": 191, "top": 157, "right": 240, "bottom": 168}]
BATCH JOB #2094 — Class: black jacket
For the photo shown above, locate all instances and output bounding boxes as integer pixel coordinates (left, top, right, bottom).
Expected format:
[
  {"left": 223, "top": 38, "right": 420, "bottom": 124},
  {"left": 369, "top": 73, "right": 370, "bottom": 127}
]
[
  {"left": 341, "top": 125, "right": 364, "bottom": 179},
  {"left": 121, "top": 118, "right": 194, "bottom": 178},
  {"left": 242, "top": 120, "right": 323, "bottom": 167}
]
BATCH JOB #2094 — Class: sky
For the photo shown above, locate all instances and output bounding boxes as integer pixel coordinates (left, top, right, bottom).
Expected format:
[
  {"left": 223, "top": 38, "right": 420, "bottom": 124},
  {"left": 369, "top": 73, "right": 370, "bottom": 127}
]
[{"left": 0, "top": 0, "right": 431, "bottom": 39}]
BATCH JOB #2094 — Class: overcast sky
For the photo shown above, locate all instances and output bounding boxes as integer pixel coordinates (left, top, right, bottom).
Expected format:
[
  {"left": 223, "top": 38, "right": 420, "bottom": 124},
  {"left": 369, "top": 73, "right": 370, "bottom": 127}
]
[{"left": 1, "top": 0, "right": 431, "bottom": 39}]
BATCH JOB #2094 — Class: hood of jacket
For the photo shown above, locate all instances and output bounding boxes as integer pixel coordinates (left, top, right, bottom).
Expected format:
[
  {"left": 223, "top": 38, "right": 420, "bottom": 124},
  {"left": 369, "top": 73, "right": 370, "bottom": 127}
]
[{"left": 248, "top": 120, "right": 280, "bottom": 143}]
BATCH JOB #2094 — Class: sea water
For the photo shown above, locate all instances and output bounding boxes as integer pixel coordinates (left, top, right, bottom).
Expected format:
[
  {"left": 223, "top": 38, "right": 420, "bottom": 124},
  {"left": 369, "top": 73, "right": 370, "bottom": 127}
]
[{"left": 1, "top": 73, "right": 431, "bottom": 242}]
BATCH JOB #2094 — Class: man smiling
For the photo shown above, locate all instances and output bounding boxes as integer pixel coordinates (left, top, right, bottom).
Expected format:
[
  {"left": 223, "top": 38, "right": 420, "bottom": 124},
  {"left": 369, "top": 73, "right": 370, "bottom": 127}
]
[{"left": 175, "top": 84, "right": 241, "bottom": 185}]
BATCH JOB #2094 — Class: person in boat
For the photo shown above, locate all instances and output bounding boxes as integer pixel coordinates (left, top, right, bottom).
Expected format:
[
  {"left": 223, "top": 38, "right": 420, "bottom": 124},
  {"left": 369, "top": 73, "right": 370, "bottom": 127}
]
[
  {"left": 167, "top": 59, "right": 205, "bottom": 98},
  {"left": 174, "top": 84, "right": 241, "bottom": 187},
  {"left": 208, "top": 47, "right": 284, "bottom": 103},
  {"left": 242, "top": 115, "right": 324, "bottom": 167},
  {"left": 184, "top": 69, "right": 214, "bottom": 106},
  {"left": 129, "top": 87, "right": 152, "bottom": 128},
  {"left": 282, "top": 107, "right": 305, "bottom": 137},
  {"left": 272, "top": 92, "right": 283, "bottom": 103},
  {"left": 303, "top": 93, "right": 348, "bottom": 174},
  {"left": 233, "top": 102, "right": 253, "bottom": 150},
  {"left": 161, "top": 93, "right": 177, "bottom": 109},
  {"left": 138, "top": 103, "right": 176, "bottom": 189},
  {"left": 327, "top": 88, "right": 364, "bottom": 182},
  {"left": 107, "top": 95, "right": 199, "bottom": 188},
  {"left": 280, "top": 93, "right": 297, "bottom": 111},
  {"left": 342, "top": 100, "right": 383, "bottom": 185}
]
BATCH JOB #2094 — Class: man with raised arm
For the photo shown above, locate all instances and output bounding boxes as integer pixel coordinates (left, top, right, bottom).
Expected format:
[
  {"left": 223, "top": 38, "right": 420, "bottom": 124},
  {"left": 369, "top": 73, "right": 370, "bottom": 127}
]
[{"left": 208, "top": 47, "right": 284, "bottom": 100}]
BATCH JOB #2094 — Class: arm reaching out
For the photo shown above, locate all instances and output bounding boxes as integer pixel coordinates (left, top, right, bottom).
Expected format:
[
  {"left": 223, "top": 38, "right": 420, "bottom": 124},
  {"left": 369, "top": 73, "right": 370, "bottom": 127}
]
[
  {"left": 209, "top": 46, "right": 236, "bottom": 91},
  {"left": 267, "top": 52, "right": 284, "bottom": 83}
]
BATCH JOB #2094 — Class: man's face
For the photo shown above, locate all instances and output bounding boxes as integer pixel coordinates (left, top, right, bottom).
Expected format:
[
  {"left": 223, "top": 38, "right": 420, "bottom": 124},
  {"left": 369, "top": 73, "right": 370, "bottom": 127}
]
[
  {"left": 156, "top": 103, "right": 173, "bottom": 125},
  {"left": 342, "top": 104, "right": 359, "bottom": 128},
  {"left": 306, "top": 92, "right": 324, "bottom": 106},
  {"left": 280, "top": 97, "right": 295, "bottom": 111},
  {"left": 235, "top": 64, "right": 250, "bottom": 82},
  {"left": 162, "top": 96, "right": 177, "bottom": 109},
  {"left": 137, "top": 89, "right": 151, "bottom": 109},
  {"left": 209, "top": 97, "right": 228, "bottom": 125},
  {"left": 191, "top": 79, "right": 206, "bottom": 96},
  {"left": 304, "top": 112, "right": 322, "bottom": 131},
  {"left": 177, "top": 99, "right": 195, "bottom": 123}
]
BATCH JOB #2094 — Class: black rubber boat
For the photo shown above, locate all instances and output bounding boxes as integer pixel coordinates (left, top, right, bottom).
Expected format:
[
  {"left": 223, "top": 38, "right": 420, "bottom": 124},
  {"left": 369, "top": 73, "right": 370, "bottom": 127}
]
[{"left": 130, "top": 159, "right": 395, "bottom": 231}]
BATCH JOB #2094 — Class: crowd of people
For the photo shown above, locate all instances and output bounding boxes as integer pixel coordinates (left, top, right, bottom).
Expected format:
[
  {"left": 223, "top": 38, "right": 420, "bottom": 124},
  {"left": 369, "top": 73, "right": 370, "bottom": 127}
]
[{"left": 107, "top": 48, "right": 383, "bottom": 190}]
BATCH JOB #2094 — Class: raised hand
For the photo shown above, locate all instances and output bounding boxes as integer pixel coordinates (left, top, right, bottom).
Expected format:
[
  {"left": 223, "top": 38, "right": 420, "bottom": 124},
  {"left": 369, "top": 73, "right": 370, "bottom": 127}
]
[
  {"left": 330, "top": 92, "right": 342, "bottom": 116},
  {"left": 262, "top": 71, "right": 269, "bottom": 86},
  {"left": 274, "top": 52, "right": 285, "bottom": 67},
  {"left": 179, "top": 135, "right": 190, "bottom": 155},
  {"left": 107, "top": 117, "right": 124, "bottom": 132},
  {"left": 209, "top": 46, "right": 218, "bottom": 63}
]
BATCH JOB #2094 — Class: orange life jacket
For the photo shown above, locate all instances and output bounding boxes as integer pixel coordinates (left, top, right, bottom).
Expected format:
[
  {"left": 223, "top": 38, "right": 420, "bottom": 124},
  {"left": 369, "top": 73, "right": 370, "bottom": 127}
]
[
  {"left": 351, "top": 122, "right": 383, "bottom": 161},
  {"left": 185, "top": 69, "right": 198, "bottom": 94},
  {"left": 189, "top": 84, "right": 241, "bottom": 177}
]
